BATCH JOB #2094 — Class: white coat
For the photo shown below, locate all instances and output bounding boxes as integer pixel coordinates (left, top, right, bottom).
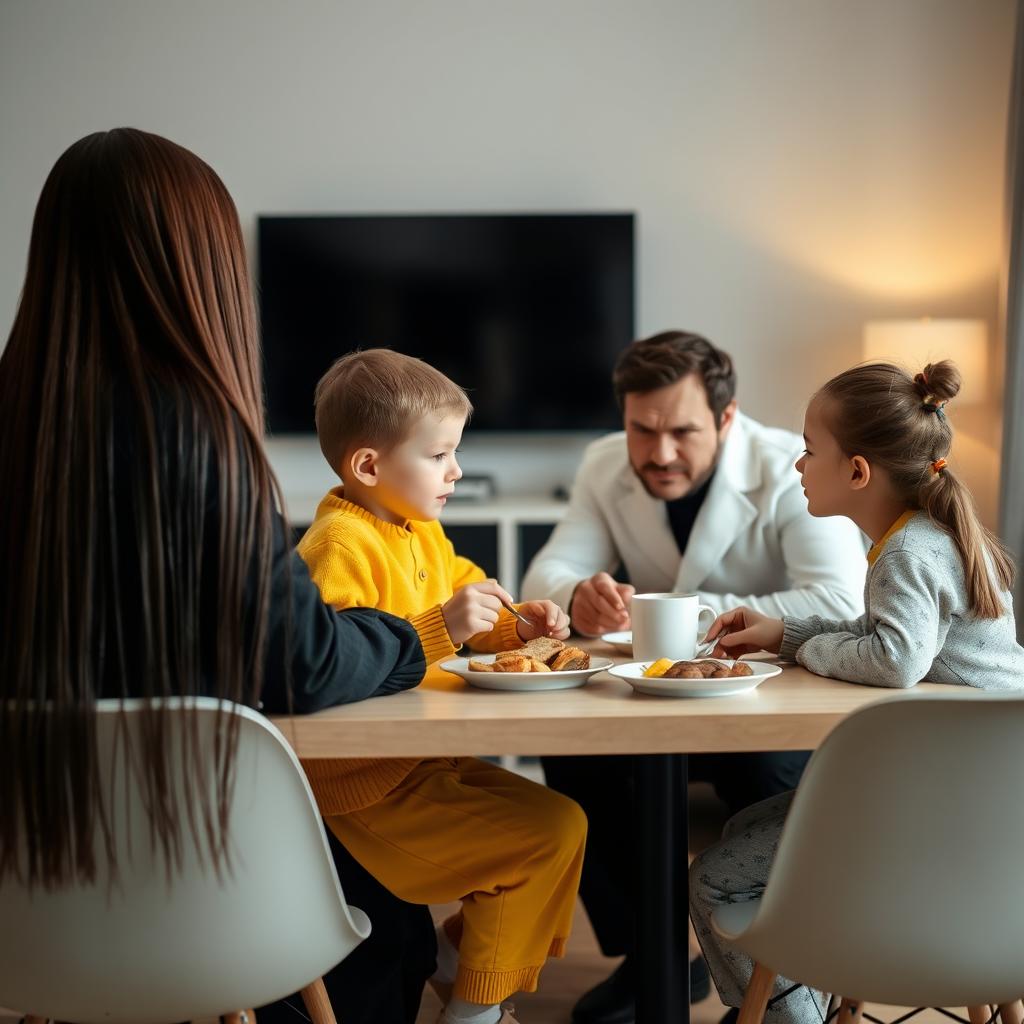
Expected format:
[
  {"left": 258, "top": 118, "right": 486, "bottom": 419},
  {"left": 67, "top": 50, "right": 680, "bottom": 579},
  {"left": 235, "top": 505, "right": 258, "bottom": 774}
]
[{"left": 521, "top": 413, "right": 866, "bottom": 625}]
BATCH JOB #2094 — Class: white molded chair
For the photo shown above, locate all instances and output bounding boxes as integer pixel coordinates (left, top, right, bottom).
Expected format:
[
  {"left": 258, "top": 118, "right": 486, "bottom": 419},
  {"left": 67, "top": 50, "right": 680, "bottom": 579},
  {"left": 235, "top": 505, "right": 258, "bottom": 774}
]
[
  {"left": 0, "top": 698, "right": 371, "bottom": 1024},
  {"left": 711, "top": 692, "right": 1024, "bottom": 1024}
]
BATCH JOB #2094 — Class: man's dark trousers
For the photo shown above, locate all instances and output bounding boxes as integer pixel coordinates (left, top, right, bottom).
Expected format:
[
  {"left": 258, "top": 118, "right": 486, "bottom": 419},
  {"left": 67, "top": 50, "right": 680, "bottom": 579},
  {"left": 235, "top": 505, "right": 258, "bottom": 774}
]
[{"left": 541, "top": 750, "right": 811, "bottom": 958}]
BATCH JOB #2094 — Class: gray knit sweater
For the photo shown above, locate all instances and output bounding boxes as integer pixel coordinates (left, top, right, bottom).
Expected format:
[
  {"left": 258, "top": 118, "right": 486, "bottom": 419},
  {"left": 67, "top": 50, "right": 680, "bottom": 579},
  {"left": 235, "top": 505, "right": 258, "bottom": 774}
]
[{"left": 780, "top": 511, "right": 1024, "bottom": 691}]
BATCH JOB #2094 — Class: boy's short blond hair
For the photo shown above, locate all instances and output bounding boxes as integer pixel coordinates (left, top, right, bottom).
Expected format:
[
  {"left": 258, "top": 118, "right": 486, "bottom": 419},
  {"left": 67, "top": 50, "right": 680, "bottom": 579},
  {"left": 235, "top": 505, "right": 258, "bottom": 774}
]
[{"left": 314, "top": 348, "right": 472, "bottom": 475}]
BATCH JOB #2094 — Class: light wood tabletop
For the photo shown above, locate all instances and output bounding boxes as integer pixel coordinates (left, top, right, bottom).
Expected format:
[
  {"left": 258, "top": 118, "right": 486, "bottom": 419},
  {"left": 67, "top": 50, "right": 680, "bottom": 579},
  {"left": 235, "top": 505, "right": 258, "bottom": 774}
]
[{"left": 270, "top": 639, "right": 950, "bottom": 759}]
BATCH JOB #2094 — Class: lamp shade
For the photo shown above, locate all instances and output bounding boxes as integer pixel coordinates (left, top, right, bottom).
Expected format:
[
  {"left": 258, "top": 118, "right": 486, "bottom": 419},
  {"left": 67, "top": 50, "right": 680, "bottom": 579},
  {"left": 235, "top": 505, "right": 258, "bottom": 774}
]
[{"left": 861, "top": 318, "right": 988, "bottom": 404}]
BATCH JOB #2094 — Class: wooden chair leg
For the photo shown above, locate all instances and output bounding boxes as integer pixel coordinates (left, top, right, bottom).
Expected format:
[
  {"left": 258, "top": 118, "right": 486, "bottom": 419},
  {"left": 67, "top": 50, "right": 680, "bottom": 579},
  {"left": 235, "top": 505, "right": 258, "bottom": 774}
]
[
  {"left": 838, "top": 999, "right": 864, "bottom": 1024},
  {"left": 737, "top": 962, "right": 777, "bottom": 1024},
  {"left": 998, "top": 1002, "right": 1024, "bottom": 1024},
  {"left": 302, "top": 978, "right": 338, "bottom": 1024},
  {"left": 968, "top": 1007, "right": 992, "bottom": 1024}
]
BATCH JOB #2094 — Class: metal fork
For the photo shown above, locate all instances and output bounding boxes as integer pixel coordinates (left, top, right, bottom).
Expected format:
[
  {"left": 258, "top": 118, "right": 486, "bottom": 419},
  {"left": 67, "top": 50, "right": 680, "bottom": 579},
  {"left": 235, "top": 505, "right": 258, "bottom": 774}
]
[{"left": 500, "top": 598, "right": 537, "bottom": 629}]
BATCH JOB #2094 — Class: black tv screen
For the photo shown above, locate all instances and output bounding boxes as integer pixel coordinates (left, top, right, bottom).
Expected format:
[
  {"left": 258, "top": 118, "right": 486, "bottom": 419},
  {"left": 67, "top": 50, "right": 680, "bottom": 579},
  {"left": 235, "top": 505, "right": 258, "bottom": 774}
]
[{"left": 257, "top": 213, "right": 634, "bottom": 432}]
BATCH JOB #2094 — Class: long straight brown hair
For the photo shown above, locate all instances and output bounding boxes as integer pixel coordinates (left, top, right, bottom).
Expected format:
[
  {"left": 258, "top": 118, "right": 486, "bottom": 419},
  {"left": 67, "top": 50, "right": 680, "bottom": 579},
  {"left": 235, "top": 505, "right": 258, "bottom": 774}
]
[
  {"left": 819, "top": 360, "right": 1014, "bottom": 619},
  {"left": 0, "top": 129, "right": 284, "bottom": 887}
]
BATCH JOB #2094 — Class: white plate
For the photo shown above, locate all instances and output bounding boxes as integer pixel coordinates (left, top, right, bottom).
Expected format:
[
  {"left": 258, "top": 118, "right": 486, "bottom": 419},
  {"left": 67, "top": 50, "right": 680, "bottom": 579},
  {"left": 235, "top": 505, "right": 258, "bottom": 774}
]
[
  {"left": 440, "top": 654, "right": 616, "bottom": 691},
  {"left": 600, "top": 630, "right": 633, "bottom": 654},
  {"left": 608, "top": 659, "right": 782, "bottom": 698}
]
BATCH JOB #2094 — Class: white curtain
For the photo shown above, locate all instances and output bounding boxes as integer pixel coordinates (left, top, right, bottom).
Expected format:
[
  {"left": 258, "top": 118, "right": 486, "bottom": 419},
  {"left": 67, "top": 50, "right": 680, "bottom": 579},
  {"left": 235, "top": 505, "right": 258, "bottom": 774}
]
[{"left": 1001, "top": 0, "right": 1024, "bottom": 641}]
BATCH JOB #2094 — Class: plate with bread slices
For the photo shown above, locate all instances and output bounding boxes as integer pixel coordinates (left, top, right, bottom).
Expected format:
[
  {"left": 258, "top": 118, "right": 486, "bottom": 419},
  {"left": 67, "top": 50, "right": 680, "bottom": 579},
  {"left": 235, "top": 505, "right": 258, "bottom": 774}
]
[
  {"left": 608, "top": 657, "right": 782, "bottom": 698},
  {"left": 441, "top": 637, "right": 615, "bottom": 691}
]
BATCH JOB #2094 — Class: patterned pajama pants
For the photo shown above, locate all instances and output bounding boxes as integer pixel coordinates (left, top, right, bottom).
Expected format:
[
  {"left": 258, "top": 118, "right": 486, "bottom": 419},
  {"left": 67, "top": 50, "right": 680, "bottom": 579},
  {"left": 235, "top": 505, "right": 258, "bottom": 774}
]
[{"left": 689, "top": 790, "right": 829, "bottom": 1024}]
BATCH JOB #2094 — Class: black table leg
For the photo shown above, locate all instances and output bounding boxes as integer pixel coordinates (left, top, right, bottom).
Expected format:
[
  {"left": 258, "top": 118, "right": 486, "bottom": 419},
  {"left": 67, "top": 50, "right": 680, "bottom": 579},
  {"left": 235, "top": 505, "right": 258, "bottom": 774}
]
[{"left": 635, "top": 752, "right": 689, "bottom": 1024}]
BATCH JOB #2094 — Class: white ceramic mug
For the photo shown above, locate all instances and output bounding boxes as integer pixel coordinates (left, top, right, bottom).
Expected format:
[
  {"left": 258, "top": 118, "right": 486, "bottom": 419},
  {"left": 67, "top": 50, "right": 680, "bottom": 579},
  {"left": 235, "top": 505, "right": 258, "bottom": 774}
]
[{"left": 630, "top": 592, "right": 717, "bottom": 662}]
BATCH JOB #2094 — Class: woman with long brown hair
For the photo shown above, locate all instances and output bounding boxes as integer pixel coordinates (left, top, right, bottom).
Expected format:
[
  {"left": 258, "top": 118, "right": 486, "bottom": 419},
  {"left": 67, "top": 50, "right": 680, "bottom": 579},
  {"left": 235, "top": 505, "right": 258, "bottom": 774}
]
[{"left": 0, "top": 128, "right": 435, "bottom": 1023}]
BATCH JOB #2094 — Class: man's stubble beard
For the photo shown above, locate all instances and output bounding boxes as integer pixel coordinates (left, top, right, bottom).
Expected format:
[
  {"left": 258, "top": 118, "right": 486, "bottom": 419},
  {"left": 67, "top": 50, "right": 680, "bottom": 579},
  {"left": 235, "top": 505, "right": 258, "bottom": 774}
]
[{"left": 630, "top": 436, "right": 723, "bottom": 501}]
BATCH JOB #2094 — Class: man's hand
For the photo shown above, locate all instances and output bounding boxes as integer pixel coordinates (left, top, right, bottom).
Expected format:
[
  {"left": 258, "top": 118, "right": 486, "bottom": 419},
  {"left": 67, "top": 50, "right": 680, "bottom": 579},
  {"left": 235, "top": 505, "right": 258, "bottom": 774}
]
[
  {"left": 442, "top": 579, "right": 513, "bottom": 646},
  {"left": 569, "top": 572, "right": 635, "bottom": 637},
  {"left": 705, "top": 606, "right": 784, "bottom": 658},
  {"left": 515, "top": 600, "right": 571, "bottom": 642}
]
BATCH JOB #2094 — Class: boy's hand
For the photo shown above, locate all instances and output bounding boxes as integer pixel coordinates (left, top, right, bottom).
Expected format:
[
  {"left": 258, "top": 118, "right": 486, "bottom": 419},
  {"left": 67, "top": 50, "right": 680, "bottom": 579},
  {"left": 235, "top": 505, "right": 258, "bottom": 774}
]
[
  {"left": 442, "top": 579, "right": 514, "bottom": 646},
  {"left": 569, "top": 572, "right": 635, "bottom": 637},
  {"left": 514, "top": 600, "right": 571, "bottom": 641},
  {"left": 705, "top": 606, "right": 784, "bottom": 658}
]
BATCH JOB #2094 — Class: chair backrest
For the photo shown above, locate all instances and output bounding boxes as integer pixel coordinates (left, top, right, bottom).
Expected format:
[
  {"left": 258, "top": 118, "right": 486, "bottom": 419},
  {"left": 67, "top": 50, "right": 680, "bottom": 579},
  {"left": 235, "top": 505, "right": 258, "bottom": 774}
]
[
  {"left": 0, "top": 698, "right": 371, "bottom": 1024},
  {"left": 735, "top": 692, "right": 1024, "bottom": 1007}
]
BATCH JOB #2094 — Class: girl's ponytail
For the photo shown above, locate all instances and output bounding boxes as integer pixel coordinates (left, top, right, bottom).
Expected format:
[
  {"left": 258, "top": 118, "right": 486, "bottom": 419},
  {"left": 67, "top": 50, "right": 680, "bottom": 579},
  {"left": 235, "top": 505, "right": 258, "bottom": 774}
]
[
  {"left": 820, "top": 359, "right": 1014, "bottom": 619},
  {"left": 919, "top": 467, "right": 1014, "bottom": 619}
]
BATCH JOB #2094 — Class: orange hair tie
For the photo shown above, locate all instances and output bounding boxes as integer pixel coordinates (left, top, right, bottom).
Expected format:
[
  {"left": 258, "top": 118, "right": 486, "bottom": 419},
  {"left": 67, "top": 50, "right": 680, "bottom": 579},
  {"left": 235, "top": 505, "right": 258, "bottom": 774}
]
[{"left": 931, "top": 458, "right": 948, "bottom": 475}]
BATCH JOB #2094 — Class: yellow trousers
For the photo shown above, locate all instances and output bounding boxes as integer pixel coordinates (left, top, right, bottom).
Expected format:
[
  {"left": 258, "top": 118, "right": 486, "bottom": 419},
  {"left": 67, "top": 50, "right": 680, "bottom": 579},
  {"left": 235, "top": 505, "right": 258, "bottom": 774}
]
[{"left": 326, "top": 756, "right": 587, "bottom": 1005}]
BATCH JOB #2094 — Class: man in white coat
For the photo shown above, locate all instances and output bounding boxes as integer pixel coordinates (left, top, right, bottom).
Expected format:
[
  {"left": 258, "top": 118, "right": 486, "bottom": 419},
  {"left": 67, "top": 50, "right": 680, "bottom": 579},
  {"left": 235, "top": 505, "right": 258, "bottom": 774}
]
[{"left": 521, "top": 331, "right": 866, "bottom": 1024}]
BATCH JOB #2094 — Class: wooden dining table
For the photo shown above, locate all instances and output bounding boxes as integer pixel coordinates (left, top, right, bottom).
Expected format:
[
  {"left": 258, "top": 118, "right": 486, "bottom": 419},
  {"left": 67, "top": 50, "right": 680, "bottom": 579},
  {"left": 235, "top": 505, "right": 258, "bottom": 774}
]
[{"left": 271, "top": 639, "right": 949, "bottom": 1024}]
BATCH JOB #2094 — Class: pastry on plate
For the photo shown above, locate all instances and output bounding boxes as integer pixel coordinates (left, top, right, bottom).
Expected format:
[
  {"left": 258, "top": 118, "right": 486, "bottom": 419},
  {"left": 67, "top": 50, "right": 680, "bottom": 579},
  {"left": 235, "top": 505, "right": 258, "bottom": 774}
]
[
  {"left": 549, "top": 647, "right": 590, "bottom": 671},
  {"left": 492, "top": 655, "right": 533, "bottom": 673},
  {"left": 488, "top": 635, "right": 588, "bottom": 671}
]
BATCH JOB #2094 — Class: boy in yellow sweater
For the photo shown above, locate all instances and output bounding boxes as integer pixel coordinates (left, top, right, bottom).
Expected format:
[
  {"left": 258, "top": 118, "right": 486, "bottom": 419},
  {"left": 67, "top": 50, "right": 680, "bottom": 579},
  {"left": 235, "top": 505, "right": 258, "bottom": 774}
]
[{"left": 297, "top": 349, "right": 587, "bottom": 1024}]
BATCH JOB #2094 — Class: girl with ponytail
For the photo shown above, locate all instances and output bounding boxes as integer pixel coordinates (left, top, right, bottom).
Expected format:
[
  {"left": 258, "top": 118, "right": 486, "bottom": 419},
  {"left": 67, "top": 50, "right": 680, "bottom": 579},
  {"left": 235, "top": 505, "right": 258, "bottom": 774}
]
[
  {"left": 689, "top": 360, "right": 1024, "bottom": 1024},
  {"left": 704, "top": 358, "right": 1024, "bottom": 690}
]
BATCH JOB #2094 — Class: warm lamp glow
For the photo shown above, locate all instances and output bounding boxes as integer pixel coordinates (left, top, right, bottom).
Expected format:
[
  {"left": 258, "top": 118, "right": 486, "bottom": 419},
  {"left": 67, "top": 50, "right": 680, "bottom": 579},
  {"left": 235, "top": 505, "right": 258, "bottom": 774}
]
[{"left": 861, "top": 319, "right": 988, "bottom": 404}]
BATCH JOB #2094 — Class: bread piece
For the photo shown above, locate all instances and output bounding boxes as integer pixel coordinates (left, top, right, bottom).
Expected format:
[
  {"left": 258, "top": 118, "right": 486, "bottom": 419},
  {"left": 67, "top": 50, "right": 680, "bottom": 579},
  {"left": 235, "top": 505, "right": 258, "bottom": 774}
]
[
  {"left": 695, "top": 661, "right": 721, "bottom": 678},
  {"left": 494, "top": 637, "right": 565, "bottom": 664},
  {"left": 729, "top": 662, "right": 754, "bottom": 677},
  {"left": 468, "top": 660, "right": 495, "bottom": 673},
  {"left": 664, "top": 661, "right": 703, "bottom": 679},
  {"left": 528, "top": 658, "right": 552, "bottom": 672},
  {"left": 549, "top": 647, "right": 590, "bottom": 671},
  {"left": 707, "top": 667, "right": 732, "bottom": 679},
  {"left": 492, "top": 656, "right": 533, "bottom": 673},
  {"left": 520, "top": 636, "right": 567, "bottom": 664}
]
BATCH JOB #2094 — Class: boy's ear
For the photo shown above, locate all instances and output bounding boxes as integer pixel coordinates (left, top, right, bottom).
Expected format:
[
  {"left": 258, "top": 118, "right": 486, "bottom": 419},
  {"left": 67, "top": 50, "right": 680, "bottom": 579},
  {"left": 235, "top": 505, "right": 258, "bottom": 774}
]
[
  {"left": 849, "top": 454, "right": 871, "bottom": 491},
  {"left": 349, "top": 447, "right": 381, "bottom": 487}
]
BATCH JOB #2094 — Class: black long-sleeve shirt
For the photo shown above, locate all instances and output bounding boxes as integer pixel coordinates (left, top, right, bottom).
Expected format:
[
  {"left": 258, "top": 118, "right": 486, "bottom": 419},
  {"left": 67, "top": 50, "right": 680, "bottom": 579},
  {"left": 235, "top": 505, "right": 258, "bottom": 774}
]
[{"left": 102, "top": 385, "right": 426, "bottom": 712}]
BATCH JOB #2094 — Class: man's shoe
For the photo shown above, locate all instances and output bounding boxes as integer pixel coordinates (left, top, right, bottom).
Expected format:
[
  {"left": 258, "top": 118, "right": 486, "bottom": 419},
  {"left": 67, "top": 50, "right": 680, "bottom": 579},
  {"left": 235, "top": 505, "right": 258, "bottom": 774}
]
[
  {"left": 571, "top": 955, "right": 711, "bottom": 1023},
  {"left": 720, "top": 1009, "right": 740, "bottom": 1024}
]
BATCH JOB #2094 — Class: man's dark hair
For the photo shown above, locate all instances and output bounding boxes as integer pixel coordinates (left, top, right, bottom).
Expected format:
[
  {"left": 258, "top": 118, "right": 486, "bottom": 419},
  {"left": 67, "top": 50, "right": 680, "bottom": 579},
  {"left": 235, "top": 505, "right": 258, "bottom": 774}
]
[{"left": 612, "top": 330, "right": 737, "bottom": 426}]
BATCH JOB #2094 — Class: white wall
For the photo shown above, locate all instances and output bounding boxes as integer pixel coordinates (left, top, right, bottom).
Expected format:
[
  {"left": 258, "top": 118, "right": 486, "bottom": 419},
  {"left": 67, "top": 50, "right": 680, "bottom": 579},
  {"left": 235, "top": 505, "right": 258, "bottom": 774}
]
[{"left": 0, "top": 0, "right": 1014, "bottom": 524}]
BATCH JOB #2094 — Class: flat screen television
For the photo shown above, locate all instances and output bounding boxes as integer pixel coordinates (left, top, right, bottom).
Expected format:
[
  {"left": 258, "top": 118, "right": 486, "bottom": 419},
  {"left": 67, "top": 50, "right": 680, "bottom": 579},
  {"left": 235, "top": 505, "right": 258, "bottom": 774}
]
[{"left": 257, "top": 213, "right": 635, "bottom": 432}]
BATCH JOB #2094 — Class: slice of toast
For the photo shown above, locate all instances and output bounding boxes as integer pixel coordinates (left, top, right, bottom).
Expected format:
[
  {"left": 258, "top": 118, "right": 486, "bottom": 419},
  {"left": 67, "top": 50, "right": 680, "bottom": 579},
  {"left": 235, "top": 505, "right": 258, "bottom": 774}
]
[
  {"left": 468, "top": 659, "right": 495, "bottom": 673},
  {"left": 498, "top": 636, "right": 566, "bottom": 665}
]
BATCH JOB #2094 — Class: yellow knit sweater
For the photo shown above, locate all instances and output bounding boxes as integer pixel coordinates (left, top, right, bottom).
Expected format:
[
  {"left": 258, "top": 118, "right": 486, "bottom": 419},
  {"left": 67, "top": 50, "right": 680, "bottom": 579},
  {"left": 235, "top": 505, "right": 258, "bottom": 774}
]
[{"left": 297, "top": 487, "right": 523, "bottom": 815}]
